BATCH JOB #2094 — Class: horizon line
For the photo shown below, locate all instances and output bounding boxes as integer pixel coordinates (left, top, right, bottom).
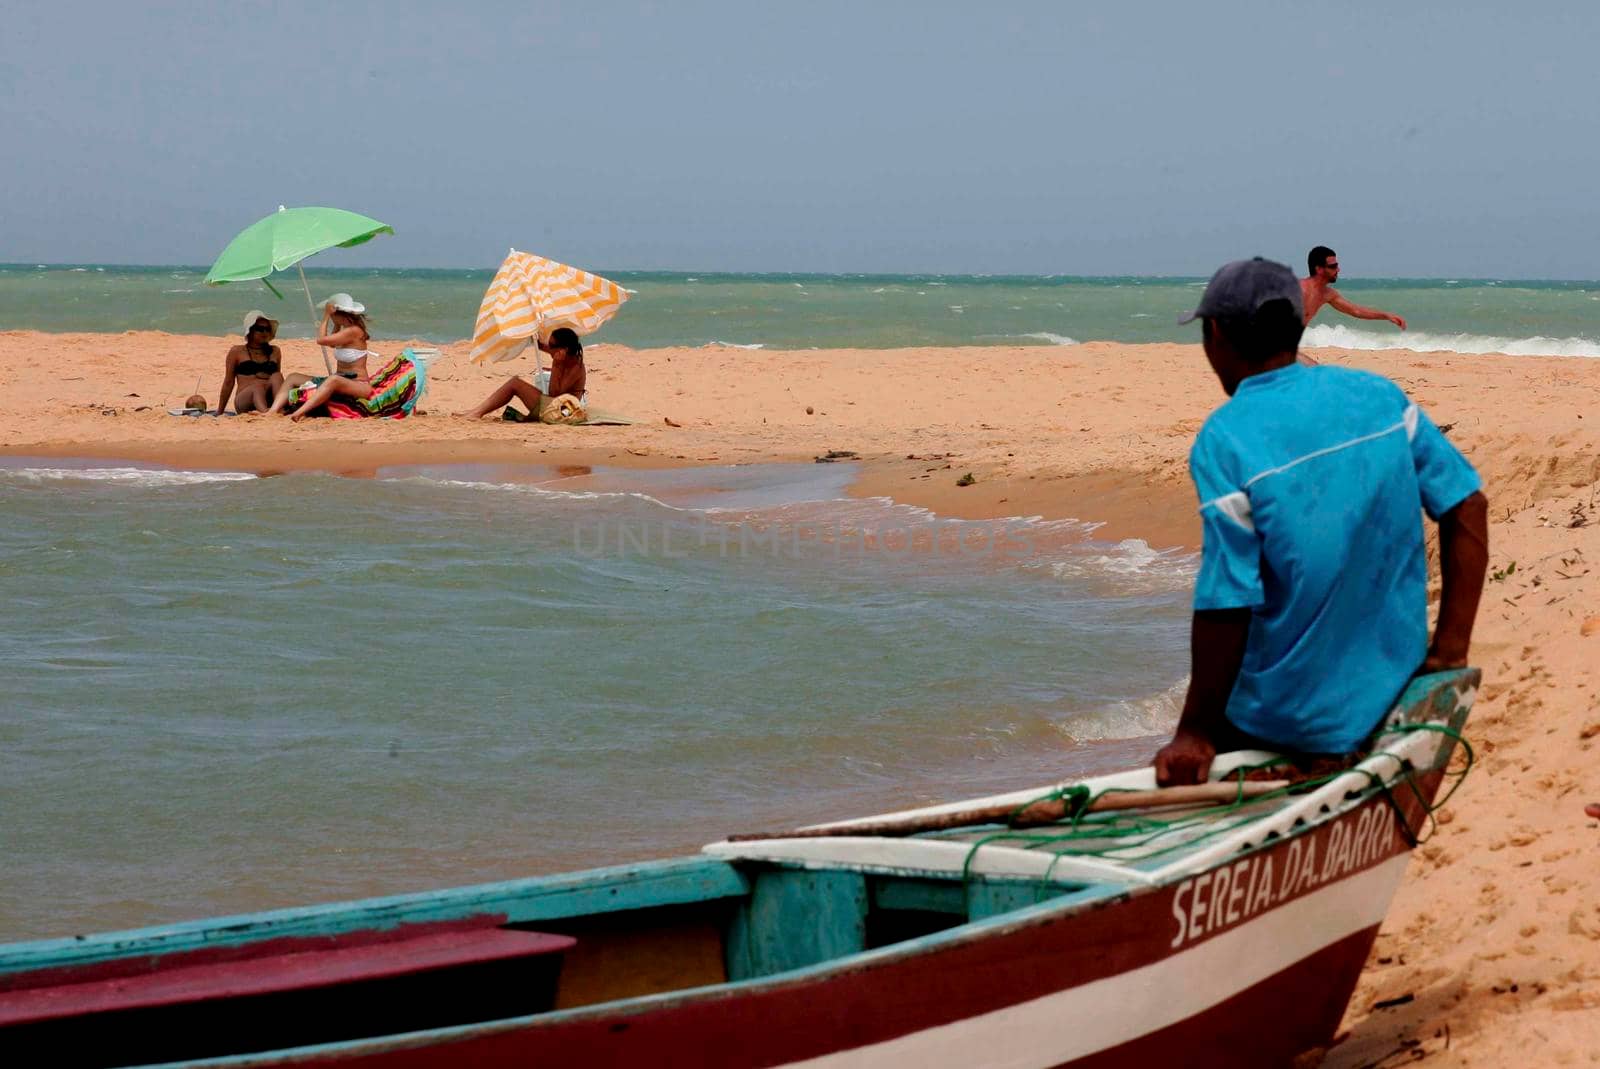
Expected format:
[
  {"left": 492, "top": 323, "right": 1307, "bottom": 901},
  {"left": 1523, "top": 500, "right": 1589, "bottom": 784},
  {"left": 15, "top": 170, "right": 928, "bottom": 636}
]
[{"left": 4, "top": 262, "right": 1599, "bottom": 286}]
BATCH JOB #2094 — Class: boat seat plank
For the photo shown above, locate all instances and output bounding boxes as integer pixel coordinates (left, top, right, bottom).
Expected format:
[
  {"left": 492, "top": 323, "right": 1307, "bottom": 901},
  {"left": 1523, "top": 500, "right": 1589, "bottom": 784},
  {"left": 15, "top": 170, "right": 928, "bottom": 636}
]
[
  {"left": 0, "top": 929, "right": 575, "bottom": 1068},
  {"left": 0, "top": 928, "right": 574, "bottom": 1027}
]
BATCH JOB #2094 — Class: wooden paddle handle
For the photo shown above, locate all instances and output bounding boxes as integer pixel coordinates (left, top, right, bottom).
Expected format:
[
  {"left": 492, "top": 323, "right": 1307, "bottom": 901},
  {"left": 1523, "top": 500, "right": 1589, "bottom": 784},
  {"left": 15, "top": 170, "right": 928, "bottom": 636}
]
[{"left": 726, "top": 780, "right": 1290, "bottom": 842}]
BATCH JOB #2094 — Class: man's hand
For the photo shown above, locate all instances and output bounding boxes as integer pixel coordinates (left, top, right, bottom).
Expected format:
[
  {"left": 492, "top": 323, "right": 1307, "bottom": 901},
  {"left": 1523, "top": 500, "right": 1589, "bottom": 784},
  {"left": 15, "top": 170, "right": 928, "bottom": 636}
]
[
  {"left": 1155, "top": 729, "right": 1217, "bottom": 787},
  {"left": 1389, "top": 313, "right": 1407, "bottom": 330}
]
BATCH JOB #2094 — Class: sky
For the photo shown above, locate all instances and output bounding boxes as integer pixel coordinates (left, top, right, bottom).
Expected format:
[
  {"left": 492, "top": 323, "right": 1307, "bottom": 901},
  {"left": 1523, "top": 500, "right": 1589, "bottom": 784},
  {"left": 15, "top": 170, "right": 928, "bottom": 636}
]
[{"left": 3, "top": 1, "right": 1598, "bottom": 277}]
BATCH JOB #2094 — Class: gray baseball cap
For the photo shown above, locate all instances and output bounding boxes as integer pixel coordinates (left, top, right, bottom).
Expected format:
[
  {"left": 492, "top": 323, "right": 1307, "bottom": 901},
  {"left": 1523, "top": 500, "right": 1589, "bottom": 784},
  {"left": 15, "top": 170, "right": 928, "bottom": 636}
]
[{"left": 1179, "top": 257, "right": 1303, "bottom": 324}]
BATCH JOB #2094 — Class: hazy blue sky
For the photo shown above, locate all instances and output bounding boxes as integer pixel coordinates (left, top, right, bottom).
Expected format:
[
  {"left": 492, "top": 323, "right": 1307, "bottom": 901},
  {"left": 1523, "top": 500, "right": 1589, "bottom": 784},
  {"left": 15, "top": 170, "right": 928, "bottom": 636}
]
[{"left": 3, "top": 2, "right": 1597, "bottom": 276}]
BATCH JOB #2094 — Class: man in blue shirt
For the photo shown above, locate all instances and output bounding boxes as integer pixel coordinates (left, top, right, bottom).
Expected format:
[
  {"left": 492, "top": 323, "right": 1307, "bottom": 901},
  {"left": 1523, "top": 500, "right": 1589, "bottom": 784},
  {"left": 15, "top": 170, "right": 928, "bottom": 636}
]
[{"left": 1155, "top": 258, "right": 1489, "bottom": 786}]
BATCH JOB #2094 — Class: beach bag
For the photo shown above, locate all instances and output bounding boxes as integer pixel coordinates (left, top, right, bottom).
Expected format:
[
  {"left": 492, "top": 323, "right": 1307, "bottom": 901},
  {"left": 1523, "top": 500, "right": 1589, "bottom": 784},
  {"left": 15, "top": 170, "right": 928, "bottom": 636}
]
[{"left": 539, "top": 393, "right": 588, "bottom": 425}]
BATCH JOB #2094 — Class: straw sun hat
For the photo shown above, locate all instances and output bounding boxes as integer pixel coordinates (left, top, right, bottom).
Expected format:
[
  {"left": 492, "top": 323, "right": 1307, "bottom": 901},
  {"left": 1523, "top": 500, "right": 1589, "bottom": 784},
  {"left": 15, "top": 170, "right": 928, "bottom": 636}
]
[{"left": 241, "top": 310, "right": 279, "bottom": 334}]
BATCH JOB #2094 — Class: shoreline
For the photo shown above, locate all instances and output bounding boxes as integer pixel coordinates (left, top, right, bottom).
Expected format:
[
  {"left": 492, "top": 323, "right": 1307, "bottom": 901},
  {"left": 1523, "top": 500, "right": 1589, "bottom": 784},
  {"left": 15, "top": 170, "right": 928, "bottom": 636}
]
[
  {"left": 5, "top": 332, "right": 1600, "bottom": 1062},
  {"left": 0, "top": 441, "right": 1204, "bottom": 550}
]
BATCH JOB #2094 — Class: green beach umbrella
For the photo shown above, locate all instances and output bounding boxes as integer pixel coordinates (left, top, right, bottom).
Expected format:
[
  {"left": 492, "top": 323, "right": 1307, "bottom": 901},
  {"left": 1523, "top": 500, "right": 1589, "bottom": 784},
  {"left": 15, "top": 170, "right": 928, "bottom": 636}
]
[{"left": 204, "top": 205, "right": 394, "bottom": 372}]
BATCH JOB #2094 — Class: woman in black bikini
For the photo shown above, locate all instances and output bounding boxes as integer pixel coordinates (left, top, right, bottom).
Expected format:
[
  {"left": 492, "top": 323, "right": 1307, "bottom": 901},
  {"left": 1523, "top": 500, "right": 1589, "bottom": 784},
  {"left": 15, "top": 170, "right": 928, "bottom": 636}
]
[{"left": 219, "top": 311, "right": 283, "bottom": 414}]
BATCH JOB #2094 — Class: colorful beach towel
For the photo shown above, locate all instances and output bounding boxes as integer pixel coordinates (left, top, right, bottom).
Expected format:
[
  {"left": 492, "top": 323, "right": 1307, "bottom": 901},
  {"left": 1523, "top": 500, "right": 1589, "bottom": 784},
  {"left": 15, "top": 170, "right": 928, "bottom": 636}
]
[{"left": 283, "top": 350, "right": 426, "bottom": 419}]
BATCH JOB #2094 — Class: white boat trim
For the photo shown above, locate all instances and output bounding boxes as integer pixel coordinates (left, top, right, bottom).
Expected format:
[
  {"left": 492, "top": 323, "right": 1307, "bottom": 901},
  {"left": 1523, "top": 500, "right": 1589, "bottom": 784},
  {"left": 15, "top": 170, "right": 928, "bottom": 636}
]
[{"left": 703, "top": 836, "right": 1152, "bottom": 886}]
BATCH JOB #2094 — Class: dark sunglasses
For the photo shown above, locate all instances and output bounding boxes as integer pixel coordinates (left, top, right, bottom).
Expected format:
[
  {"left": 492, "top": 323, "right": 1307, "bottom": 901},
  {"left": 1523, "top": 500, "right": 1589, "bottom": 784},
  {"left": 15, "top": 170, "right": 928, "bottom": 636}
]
[{"left": 248, "top": 323, "right": 272, "bottom": 333}]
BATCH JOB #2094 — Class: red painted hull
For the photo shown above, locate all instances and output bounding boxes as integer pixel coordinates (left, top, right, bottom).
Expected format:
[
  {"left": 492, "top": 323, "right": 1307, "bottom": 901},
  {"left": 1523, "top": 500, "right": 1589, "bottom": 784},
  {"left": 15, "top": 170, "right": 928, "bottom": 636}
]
[{"left": 248, "top": 782, "right": 1432, "bottom": 1068}]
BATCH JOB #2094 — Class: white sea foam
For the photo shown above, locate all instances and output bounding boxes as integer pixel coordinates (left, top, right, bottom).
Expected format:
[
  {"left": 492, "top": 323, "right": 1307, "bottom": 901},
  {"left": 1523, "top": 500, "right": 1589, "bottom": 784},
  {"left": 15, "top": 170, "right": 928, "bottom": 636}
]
[
  {"left": 702, "top": 340, "right": 765, "bottom": 350},
  {"left": 1047, "top": 539, "right": 1197, "bottom": 595},
  {"left": 1, "top": 467, "right": 256, "bottom": 487},
  {"left": 1017, "top": 332, "right": 1079, "bottom": 346},
  {"left": 1058, "top": 679, "right": 1187, "bottom": 743},
  {"left": 406, "top": 476, "right": 687, "bottom": 511},
  {"left": 1305, "top": 322, "right": 1600, "bottom": 358}
]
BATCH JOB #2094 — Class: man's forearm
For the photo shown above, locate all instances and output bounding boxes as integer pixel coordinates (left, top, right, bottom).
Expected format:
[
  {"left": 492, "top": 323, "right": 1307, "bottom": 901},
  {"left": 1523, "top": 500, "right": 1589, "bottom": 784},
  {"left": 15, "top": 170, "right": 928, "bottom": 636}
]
[
  {"left": 1155, "top": 608, "right": 1252, "bottom": 785},
  {"left": 1431, "top": 491, "right": 1489, "bottom": 664},
  {"left": 1173, "top": 608, "right": 1252, "bottom": 740}
]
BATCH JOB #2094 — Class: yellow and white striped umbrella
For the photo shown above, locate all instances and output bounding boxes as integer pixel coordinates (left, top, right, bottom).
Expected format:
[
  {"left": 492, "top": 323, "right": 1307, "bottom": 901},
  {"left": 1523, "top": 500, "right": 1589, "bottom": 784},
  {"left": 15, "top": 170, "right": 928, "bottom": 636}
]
[{"left": 470, "top": 250, "right": 630, "bottom": 365}]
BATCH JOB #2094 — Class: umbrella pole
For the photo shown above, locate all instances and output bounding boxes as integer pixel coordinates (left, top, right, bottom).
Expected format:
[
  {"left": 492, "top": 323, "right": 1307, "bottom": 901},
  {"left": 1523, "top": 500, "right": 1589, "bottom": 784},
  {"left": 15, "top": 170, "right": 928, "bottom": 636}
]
[{"left": 297, "top": 264, "right": 335, "bottom": 375}]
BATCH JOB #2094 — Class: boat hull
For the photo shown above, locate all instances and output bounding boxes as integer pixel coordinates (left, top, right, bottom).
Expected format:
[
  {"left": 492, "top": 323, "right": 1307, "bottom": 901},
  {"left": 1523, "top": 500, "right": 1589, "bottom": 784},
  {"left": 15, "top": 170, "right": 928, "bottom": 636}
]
[{"left": 238, "top": 781, "right": 1432, "bottom": 1069}]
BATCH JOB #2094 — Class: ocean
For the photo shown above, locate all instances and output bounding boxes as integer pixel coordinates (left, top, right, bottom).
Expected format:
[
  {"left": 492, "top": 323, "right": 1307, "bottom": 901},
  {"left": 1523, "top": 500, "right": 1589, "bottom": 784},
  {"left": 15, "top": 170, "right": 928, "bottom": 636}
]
[
  {"left": 4, "top": 262, "right": 1586, "bottom": 942},
  {"left": 4, "top": 264, "right": 1600, "bottom": 355},
  {"left": 0, "top": 460, "right": 1194, "bottom": 941}
]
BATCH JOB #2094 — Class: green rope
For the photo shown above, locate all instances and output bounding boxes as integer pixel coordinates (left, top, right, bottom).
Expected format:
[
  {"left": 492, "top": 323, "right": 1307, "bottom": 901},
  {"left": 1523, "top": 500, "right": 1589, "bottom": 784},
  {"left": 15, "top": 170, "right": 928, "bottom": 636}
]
[{"left": 953, "top": 718, "right": 1475, "bottom": 886}]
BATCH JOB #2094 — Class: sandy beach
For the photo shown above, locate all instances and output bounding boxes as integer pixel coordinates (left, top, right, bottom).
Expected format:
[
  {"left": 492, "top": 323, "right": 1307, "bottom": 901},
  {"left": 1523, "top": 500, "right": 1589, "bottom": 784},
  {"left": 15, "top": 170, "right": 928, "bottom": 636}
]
[{"left": 3, "top": 329, "right": 1598, "bottom": 1064}]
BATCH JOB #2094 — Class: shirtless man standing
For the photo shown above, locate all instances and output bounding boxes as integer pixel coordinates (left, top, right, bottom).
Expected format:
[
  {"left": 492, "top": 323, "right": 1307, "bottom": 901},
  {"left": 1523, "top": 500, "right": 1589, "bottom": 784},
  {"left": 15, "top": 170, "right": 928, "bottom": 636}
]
[{"left": 1301, "top": 246, "right": 1407, "bottom": 330}]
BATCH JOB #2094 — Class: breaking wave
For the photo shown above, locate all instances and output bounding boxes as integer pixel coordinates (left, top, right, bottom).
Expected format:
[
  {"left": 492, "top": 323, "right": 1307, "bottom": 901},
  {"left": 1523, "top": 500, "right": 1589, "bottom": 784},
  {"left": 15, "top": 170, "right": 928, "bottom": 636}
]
[{"left": 1304, "top": 323, "right": 1600, "bottom": 358}]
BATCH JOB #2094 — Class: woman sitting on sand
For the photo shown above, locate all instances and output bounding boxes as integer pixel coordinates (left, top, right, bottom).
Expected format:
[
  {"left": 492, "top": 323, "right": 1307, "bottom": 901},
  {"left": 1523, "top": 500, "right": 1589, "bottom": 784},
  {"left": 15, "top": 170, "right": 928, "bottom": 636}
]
[
  {"left": 218, "top": 311, "right": 283, "bottom": 413},
  {"left": 460, "top": 328, "right": 587, "bottom": 422},
  {"left": 272, "top": 295, "right": 379, "bottom": 421}
]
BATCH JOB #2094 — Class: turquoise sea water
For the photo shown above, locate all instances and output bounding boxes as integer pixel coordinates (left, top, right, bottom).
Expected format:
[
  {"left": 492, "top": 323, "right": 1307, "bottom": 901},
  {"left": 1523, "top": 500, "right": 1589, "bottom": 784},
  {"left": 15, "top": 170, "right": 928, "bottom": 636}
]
[
  {"left": 0, "top": 461, "right": 1195, "bottom": 941},
  {"left": 5, "top": 264, "right": 1600, "bottom": 354}
]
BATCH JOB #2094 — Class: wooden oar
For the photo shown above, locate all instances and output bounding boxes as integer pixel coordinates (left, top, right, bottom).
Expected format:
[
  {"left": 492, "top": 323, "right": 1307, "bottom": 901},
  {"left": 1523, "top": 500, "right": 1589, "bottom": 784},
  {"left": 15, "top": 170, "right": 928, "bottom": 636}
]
[{"left": 726, "top": 780, "right": 1290, "bottom": 842}]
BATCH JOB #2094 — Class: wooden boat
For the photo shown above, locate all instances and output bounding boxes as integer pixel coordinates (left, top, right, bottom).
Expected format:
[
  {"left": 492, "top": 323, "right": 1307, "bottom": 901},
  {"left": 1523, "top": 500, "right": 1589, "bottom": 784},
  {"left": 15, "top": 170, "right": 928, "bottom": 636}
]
[{"left": 0, "top": 669, "right": 1477, "bottom": 1069}]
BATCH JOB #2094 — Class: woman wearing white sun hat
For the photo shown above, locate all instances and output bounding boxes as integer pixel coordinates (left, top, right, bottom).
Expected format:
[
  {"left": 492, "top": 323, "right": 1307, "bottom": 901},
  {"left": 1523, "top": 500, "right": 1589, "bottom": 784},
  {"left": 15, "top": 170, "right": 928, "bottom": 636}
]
[
  {"left": 218, "top": 310, "right": 283, "bottom": 413},
  {"left": 268, "top": 294, "right": 381, "bottom": 418}
]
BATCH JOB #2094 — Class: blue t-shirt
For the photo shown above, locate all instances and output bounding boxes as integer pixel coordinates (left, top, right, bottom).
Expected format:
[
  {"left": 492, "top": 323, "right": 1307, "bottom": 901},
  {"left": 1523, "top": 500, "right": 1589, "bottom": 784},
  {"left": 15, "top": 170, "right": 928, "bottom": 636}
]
[{"left": 1190, "top": 362, "right": 1481, "bottom": 753}]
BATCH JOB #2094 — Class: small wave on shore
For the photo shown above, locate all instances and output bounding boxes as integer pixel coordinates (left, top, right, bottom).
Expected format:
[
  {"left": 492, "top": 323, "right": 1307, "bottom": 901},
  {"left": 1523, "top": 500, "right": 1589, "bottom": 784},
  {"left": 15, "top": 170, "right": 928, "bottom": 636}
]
[
  {"left": 0, "top": 466, "right": 256, "bottom": 487},
  {"left": 1056, "top": 679, "right": 1187, "bottom": 743},
  {"left": 1038, "top": 538, "right": 1196, "bottom": 596},
  {"left": 1304, "top": 323, "right": 1600, "bottom": 358}
]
